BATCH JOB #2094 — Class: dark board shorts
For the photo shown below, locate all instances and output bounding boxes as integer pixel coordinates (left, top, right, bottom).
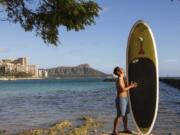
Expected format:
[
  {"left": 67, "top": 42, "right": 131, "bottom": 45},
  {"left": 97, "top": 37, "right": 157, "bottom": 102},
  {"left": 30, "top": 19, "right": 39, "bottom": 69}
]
[{"left": 116, "top": 96, "right": 129, "bottom": 117}]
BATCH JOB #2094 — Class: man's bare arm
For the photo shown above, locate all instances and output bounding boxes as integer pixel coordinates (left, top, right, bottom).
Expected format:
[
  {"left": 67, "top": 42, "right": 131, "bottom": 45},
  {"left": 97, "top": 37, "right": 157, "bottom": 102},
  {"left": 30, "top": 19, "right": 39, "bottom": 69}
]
[{"left": 119, "top": 79, "right": 137, "bottom": 92}]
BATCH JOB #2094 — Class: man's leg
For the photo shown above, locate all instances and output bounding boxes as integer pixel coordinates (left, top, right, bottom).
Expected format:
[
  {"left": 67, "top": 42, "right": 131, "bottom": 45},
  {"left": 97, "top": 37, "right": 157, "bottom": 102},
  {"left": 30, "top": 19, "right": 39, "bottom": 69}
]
[
  {"left": 113, "top": 97, "right": 121, "bottom": 134},
  {"left": 123, "top": 115, "right": 128, "bottom": 131},
  {"left": 113, "top": 116, "right": 122, "bottom": 134},
  {"left": 122, "top": 114, "right": 132, "bottom": 133},
  {"left": 122, "top": 98, "right": 132, "bottom": 133}
]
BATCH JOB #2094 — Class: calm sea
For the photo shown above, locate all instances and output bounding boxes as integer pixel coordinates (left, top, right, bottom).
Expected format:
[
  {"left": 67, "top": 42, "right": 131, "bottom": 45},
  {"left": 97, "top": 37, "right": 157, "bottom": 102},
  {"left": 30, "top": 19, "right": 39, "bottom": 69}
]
[{"left": 0, "top": 78, "right": 179, "bottom": 134}]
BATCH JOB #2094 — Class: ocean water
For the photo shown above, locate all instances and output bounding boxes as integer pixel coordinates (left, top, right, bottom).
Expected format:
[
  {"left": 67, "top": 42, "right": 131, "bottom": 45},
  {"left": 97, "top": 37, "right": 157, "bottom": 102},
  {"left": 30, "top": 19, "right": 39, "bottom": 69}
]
[{"left": 0, "top": 78, "right": 179, "bottom": 134}]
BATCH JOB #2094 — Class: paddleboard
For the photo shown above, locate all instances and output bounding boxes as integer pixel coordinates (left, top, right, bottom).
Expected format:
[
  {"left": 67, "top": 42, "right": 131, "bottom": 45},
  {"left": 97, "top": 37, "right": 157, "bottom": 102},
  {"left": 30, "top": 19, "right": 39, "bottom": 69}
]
[
  {"left": 126, "top": 20, "right": 159, "bottom": 135},
  {"left": 102, "top": 130, "right": 138, "bottom": 135}
]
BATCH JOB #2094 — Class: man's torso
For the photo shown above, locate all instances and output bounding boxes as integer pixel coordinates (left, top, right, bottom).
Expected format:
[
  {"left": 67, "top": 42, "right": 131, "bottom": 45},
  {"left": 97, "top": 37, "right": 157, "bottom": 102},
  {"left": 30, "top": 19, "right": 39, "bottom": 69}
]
[{"left": 116, "top": 77, "right": 128, "bottom": 97}]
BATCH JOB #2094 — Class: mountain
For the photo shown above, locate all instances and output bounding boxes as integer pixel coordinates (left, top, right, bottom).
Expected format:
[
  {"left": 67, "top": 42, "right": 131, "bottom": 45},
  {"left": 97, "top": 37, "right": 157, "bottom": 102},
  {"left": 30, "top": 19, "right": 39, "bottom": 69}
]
[{"left": 45, "top": 64, "right": 110, "bottom": 77}]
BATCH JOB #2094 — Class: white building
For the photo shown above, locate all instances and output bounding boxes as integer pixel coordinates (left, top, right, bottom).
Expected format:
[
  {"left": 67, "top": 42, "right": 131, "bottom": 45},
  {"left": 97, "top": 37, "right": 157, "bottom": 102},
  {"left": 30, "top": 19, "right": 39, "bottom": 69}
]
[
  {"left": 0, "top": 57, "right": 39, "bottom": 77},
  {"left": 38, "top": 70, "right": 48, "bottom": 78},
  {"left": 28, "top": 65, "right": 38, "bottom": 77}
]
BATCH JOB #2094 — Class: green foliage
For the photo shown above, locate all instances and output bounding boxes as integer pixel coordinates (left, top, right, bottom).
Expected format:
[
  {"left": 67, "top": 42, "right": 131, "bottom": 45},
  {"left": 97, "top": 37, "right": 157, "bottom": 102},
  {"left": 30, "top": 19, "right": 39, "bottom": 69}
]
[
  {"left": 0, "top": 70, "right": 33, "bottom": 78},
  {"left": 14, "top": 72, "right": 33, "bottom": 78},
  {"left": 0, "top": 0, "right": 101, "bottom": 46}
]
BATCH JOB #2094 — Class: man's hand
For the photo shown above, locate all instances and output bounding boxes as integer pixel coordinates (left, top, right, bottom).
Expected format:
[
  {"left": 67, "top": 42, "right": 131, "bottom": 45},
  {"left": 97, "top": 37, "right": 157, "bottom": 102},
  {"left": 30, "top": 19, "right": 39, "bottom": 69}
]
[{"left": 130, "top": 81, "right": 138, "bottom": 88}]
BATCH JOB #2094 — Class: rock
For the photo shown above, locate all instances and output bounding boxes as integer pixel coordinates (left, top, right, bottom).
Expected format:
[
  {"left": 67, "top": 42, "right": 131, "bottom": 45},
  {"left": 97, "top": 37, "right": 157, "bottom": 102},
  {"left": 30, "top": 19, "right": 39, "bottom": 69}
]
[
  {"left": 160, "top": 77, "right": 180, "bottom": 90},
  {"left": 69, "top": 126, "right": 88, "bottom": 135},
  {"left": 51, "top": 120, "right": 72, "bottom": 129},
  {"left": 0, "top": 130, "right": 6, "bottom": 135},
  {"left": 16, "top": 116, "right": 101, "bottom": 135}
]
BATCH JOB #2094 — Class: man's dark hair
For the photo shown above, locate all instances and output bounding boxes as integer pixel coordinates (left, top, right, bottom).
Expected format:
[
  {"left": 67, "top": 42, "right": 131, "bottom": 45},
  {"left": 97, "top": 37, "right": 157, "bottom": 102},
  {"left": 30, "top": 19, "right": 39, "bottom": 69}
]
[{"left": 113, "top": 66, "right": 119, "bottom": 76}]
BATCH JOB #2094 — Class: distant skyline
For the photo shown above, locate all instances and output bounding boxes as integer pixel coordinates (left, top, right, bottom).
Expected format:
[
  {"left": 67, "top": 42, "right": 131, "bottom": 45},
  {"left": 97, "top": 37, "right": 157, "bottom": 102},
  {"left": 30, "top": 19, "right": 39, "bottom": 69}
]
[{"left": 0, "top": 0, "right": 180, "bottom": 77}]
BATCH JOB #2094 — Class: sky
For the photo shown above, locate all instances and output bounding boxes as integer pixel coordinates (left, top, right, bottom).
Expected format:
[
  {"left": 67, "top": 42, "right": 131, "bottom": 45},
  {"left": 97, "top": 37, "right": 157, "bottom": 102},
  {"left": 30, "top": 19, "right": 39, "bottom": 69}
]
[{"left": 0, "top": 0, "right": 180, "bottom": 77}]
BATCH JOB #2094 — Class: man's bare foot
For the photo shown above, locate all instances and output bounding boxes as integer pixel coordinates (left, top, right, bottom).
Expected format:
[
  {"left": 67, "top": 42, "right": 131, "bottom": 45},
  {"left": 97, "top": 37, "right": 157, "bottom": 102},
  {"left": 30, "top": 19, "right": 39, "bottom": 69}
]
[
  {"left": 111, "top": 132, "right": 118, "bottom": 135},
  {"left": 122, "top": 129, "right": 132, "bottom": 134}
]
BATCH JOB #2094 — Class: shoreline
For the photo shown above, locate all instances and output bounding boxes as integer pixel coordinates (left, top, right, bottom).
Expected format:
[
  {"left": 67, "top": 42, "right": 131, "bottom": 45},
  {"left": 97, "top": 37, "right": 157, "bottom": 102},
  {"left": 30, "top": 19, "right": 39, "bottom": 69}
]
[
  {"left": 0, "top": 76, "right": 110, "bottom": 81},
  {"left": 0, "top": 77, "right": 45, "bottom": 81},
  {"left": 0, "top": 77, "right": 179, "bottom": 135},
  {"left": 0, "top": 116, "right": 137, "bottom": 135}
]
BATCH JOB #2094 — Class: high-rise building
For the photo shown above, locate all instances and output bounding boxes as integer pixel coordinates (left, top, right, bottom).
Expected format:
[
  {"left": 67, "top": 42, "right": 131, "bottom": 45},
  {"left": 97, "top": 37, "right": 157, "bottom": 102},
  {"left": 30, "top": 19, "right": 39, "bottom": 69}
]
[
  {"left": 0, "top": 57, "right": 38, "bottom": 77},
  {"left": 13, "top": 57, "right": 28, "bottom": 66}
]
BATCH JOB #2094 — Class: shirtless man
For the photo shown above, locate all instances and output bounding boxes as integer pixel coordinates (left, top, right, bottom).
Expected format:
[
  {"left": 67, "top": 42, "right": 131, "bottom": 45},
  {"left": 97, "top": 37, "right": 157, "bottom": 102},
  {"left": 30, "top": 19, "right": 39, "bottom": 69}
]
[{"left": 112, "top": 67, "right": 137, "bottom": 135}]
